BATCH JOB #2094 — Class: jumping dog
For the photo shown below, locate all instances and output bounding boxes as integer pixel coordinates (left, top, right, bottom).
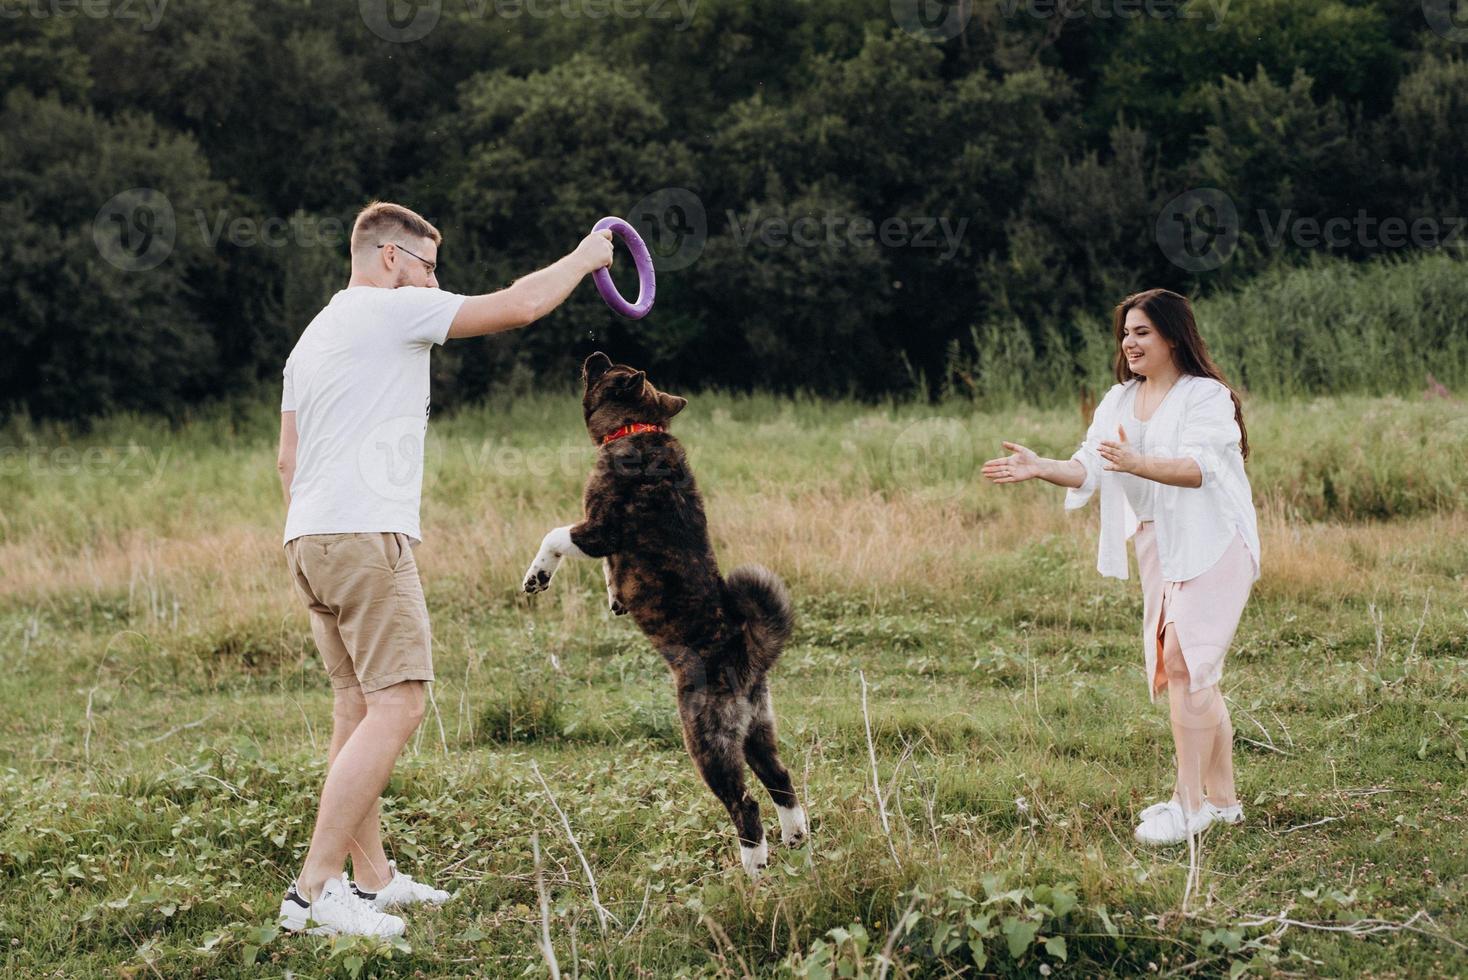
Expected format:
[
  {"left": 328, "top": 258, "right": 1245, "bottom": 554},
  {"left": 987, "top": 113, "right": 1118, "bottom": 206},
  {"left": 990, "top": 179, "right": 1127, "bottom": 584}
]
[{"left": 521, "top": 352, "right": 808, "bottom": 877}]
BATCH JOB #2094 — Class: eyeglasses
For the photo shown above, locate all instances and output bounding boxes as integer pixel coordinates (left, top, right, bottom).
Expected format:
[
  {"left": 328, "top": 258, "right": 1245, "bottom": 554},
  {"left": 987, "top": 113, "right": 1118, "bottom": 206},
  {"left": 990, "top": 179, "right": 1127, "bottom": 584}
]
[{"left": 377, "top": 242, "right": 436, "bottom": 275}]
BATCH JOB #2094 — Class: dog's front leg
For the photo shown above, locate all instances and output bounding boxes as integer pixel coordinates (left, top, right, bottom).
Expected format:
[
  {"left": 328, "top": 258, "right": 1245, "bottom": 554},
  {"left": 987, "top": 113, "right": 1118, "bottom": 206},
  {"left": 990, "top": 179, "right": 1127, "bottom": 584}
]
[
  {"left": 604, "top": 560, "right": 627, "bottom": 615},
  {"left": 522, "top": 520, "right": 617, "bottom": 595},
  {"left": 521, "top": 525, "right": 588, "bottom": 594}
]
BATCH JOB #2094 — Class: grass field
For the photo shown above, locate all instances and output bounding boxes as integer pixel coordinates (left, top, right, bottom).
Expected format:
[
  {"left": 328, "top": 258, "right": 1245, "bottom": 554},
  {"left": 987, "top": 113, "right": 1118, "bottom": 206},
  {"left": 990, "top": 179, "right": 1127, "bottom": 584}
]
[{"left": 1, "top": 389, "right": 1465, "bottom": 978}]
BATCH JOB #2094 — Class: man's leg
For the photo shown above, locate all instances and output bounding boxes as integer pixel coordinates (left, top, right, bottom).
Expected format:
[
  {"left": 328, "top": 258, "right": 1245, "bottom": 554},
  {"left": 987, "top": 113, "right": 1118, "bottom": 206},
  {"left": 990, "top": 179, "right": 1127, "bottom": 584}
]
[
  {"left": 296, "top": 680, "right": 425, "bottom": 899},
  {"left": 326, "top": 682, "right": 395, "bottom": 892}
]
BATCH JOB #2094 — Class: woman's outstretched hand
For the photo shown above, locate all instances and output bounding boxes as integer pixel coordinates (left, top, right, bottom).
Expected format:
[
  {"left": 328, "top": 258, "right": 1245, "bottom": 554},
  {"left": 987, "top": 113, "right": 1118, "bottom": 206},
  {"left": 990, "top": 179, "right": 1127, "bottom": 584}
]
[
  {"left": 1098, "top": 425, "right": 1142, "bottom": 474},
  {"left": 981, "top": 441, "right": 1042, "bottom": 484}
]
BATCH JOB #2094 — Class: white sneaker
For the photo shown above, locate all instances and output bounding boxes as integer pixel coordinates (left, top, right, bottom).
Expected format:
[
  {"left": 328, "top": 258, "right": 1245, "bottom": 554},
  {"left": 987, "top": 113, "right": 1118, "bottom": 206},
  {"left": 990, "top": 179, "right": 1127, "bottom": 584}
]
[
  {"left": 1138, "top": 797, "right": 1179, "bottom": 822},
  {"left": 1207, "top": 800, "right": 1244, "bottom": 825},
  {"left": 1134, "top": 801, "right": 1216, "bottom": 846},
  {"left": 1140, "top": 798, "right": 1244, "bottom": 825},
  {"left": 278, "top": 874, "right": 406, "bottom": 937},
  {"left": 351, "top": 861, "right": 451, "bottom": 910}
]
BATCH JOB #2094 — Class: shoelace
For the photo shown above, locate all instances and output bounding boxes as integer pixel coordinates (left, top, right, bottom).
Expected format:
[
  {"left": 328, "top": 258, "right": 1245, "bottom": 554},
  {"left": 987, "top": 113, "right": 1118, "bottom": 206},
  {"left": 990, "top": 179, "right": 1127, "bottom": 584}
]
[{"left": 334, "top": 874, "right": 388, "bottom": 922}]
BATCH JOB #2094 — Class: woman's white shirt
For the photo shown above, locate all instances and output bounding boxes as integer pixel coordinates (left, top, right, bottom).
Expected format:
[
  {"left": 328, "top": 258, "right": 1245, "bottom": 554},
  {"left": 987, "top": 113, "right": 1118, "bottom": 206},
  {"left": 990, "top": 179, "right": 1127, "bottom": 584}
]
[
  {"left": 1117, "top": 407, "right": 1156, "bottom": 521},
  {"left": 1065, "top": 375, "right": 1260, "bottom": 583}
]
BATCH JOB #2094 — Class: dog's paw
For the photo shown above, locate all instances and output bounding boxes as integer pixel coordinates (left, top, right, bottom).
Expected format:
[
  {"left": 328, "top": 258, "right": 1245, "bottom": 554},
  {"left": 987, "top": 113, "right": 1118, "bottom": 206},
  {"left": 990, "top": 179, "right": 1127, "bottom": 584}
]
[
  {"left": 521, "top": 556, "right": 559, "bottom": 594},
  {"left": 740, "top": 840, "right": 769, "bottom": 880},
  {"left": 777, "top": 804, "right": 808, "bottom": 847}
]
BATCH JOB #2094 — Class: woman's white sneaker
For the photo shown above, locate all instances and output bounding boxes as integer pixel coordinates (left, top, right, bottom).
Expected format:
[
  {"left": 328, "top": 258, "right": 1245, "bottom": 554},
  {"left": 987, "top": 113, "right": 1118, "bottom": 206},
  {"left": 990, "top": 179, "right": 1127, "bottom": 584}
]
[
  {"left": 278, "top": 874, "right": 406, "bottom": 937},
  {"left": 351, "top": 861, "right": 451, "bottom": 910},
  {"left": 1133, "top": 801, "right": 1217, "bottom": 846},
  {"left": 1138, "top": 798, "right": 1243, "bottom": 827},
  {"left": 1207, "top": 800, "right": 1244, "bottom": 825},
  {"left": 1139, "top": 797, "right": 1179, "bottom": 822}
]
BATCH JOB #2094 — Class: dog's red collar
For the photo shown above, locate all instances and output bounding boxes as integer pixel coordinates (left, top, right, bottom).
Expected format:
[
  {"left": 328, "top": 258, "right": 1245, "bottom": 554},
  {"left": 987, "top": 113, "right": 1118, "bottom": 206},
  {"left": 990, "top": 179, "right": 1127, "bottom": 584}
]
[{"left": 602, "top": 422, "right": 666, "bottom": 446}]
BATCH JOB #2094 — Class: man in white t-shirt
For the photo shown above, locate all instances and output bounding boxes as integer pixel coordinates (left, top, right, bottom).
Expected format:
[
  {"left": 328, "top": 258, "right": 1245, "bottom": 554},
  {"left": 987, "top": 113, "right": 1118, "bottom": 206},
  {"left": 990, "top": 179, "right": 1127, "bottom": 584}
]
[{"left": 275, "top": 201, "right": 612, "bottom": 937}]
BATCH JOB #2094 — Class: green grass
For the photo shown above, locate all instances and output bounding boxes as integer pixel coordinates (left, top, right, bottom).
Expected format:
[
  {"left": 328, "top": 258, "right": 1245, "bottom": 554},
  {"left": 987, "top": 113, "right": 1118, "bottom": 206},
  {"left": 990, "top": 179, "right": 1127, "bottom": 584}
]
[{"left": 1, "top": 390, "right": 1466, "bottom": 977}]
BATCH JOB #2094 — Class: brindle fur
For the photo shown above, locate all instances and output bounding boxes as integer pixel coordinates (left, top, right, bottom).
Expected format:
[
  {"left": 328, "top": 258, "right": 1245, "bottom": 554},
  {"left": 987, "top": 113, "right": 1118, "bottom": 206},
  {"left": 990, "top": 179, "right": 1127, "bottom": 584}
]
[{"left": 522, "top": 352, "right": 804, "bottom": 874}]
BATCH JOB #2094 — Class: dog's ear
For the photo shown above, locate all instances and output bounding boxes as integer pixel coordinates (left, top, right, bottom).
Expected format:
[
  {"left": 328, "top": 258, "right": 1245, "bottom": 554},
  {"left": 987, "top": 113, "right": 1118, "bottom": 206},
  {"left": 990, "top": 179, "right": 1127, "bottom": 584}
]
[
  {"left": 612, "top": 370, "right": 646, "bottom": 392},
  {"left": 658, "top": 393, "right": 687, "bottom": 418},
  {"left": 582, "top": 352, "right": 613, "bottom": 384}
]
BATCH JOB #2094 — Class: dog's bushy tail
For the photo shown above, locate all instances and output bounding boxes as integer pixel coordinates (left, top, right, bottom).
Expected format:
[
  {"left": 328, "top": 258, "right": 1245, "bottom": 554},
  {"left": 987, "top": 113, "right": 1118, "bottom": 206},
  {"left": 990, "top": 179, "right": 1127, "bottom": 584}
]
[{"left": 724, "top": 564, "right": 795, "bottom": 677}]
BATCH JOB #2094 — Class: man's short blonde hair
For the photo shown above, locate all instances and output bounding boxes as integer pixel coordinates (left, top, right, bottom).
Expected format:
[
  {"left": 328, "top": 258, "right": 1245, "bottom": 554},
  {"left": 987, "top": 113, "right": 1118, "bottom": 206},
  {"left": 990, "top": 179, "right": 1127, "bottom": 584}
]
[{"left": 350, "top": 201, "right": 442, "bottom": 253}]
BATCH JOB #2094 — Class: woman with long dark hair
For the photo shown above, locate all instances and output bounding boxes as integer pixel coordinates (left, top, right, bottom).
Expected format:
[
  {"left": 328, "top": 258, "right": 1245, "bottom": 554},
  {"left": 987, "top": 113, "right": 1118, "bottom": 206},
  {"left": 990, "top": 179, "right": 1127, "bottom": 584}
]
[{"left": 982, "top": 289, "right": 1260, "bottom": 845}]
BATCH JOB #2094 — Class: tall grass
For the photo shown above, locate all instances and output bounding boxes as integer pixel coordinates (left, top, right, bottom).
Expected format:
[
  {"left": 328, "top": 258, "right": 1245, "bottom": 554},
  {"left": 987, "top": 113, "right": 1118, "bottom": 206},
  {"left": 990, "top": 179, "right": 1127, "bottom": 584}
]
[
  {"left": 2, "top": 387, "right": 1464, "bottom": 566},
  {"left": 1198, "top": 251, "right": 1468, "bottom": 398},
  {"left": 943, "top": 250, "right": 1468, "bottom": 408}
]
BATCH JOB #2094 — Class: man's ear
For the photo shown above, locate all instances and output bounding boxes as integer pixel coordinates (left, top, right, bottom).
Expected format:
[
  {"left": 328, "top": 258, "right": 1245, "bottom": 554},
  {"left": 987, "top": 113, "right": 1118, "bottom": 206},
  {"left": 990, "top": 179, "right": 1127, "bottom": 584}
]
[
  {"left": 658, "top": 393, "right": 687, "bottom": 419},
  {"left": 582, "top": 352, "right": 613, "bottom": 384}
]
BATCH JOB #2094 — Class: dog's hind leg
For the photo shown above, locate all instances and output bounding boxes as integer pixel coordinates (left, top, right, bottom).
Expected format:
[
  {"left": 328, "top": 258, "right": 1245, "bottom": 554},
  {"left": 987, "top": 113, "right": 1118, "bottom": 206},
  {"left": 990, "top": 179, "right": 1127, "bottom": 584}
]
[
  {"left": 686, "top": 728, "right": 768, "bottom": 878},
  {"left": 744, "top": 684, "right": 807, "bottom": 846}
]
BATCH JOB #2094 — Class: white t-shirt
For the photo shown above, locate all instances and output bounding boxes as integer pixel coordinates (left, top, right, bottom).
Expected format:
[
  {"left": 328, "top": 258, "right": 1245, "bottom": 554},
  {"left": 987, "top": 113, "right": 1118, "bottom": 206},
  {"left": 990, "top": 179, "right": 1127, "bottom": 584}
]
[
  {"left": 1117, "top": 407, "right": 1156, "bottom": 521},
  {"left": 281, "top": 286, "right": 466, "bottom": 545}
]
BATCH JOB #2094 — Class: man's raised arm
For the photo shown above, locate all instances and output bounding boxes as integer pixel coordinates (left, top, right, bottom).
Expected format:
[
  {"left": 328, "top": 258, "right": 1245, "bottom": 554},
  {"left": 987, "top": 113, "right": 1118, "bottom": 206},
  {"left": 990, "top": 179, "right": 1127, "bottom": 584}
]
[{"left": 447, "top": 231, "right": 614, "bottom": 339}]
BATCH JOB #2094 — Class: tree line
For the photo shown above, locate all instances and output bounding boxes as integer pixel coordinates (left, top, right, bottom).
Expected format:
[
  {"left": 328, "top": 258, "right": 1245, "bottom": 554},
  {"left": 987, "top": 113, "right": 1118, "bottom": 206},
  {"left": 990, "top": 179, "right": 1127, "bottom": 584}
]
[{"left": 1, "top": 0, "right": 1464, "bottom": 421}]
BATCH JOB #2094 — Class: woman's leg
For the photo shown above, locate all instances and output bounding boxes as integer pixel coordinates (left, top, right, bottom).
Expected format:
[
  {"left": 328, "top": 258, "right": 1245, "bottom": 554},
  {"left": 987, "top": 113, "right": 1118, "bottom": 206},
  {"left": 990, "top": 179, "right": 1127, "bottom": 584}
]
[
  {"left": 1162, "top": 624, "right": 1226, "bottom": 814},
  {"left": 1204, "top": 697, "right": 1238, "bottom": 808}
]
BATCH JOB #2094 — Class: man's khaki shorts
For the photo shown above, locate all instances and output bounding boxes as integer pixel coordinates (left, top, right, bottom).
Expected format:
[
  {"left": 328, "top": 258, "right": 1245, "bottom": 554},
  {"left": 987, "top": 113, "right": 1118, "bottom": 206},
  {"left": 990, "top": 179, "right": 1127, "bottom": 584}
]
[{"left": 284, "top": 532, "right": 433, "bottom": 694}]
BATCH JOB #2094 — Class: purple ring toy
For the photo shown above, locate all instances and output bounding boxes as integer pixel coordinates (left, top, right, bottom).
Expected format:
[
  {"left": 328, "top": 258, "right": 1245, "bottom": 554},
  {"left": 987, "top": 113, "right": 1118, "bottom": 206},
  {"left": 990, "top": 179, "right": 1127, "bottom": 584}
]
[{"left": 591, "top": 216, "right": 656, "bottom": 319}]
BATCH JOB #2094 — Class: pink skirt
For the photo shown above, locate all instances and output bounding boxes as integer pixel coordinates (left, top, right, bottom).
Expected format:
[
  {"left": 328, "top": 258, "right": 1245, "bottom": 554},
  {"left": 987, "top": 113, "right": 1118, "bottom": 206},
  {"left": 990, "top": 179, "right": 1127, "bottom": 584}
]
[{"left": 1135, "top": 522, "right": 1254, "bottom": 700}]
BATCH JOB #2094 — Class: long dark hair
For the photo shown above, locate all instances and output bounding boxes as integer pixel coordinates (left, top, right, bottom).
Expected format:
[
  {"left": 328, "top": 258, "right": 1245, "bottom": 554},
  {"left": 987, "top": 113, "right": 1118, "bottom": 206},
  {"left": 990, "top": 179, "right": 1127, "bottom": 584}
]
[{"left": 1112, "top": 288, "right": 1249, "bottom": 460}]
